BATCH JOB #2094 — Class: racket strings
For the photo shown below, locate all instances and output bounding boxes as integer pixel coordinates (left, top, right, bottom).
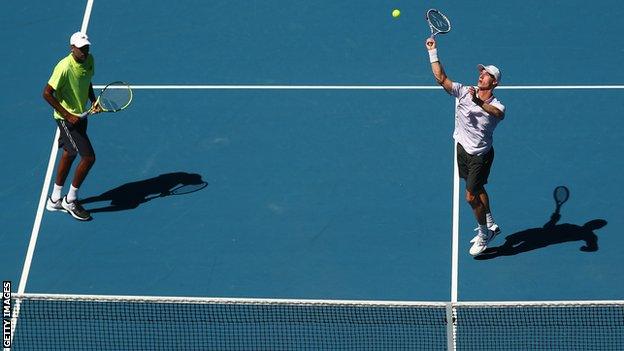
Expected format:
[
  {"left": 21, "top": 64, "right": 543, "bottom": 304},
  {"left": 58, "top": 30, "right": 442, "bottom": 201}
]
[
  {"left": 555, "top": 187, "right": 570, "bottom": 203},
  {"left": 170, "top": 182, "right": 208, "bottom": 195},
  {"left": 99, "top": 83, "right": 132, "bottom": 111},
  {"left": 428, "top": 11, "right": 450, "bottom": 32}
]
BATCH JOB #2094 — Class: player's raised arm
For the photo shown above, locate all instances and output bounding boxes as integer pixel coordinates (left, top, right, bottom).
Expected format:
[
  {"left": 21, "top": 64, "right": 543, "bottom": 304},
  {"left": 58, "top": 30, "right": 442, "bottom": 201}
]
[{"left": 425, "top": 37, "right": 453, "bottom": 93}]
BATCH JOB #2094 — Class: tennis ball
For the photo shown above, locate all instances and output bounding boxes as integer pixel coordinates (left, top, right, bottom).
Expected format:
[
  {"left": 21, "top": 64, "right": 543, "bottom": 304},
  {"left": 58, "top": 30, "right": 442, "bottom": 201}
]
[{"left": 392, "top": 9, "right": 401, "bottom": 18}]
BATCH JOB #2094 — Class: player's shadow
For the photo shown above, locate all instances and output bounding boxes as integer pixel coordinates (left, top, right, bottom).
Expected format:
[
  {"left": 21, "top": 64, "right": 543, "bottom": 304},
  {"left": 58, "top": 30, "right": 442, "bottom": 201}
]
[
  {"left": 81, "top": 172, "right": 207, "bottom": 213},
  {"left": 475, "top": 214, "right": 607, "bottom": 260}
]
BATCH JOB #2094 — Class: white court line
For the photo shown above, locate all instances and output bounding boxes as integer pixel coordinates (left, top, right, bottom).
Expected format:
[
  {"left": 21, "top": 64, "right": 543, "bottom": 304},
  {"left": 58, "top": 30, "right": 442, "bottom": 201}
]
[
  {"left": 80, "top": 0, "right": 94, "bottom": 33},
  {"left": 15, "top": 131, "right": 59, "bottom": 295},
  {"left": 451, "top": 115, "right": 460, "bottom": 304},
  {"left": 446, "top": 101, "right": 461, "bottom": 351},
  {"left": 20, "top": 0, "right": 96, "bottom": 296},
  {"left": 499, "top": 85, "right": 624, "bottom": 90},
  {"left": 18, "top": 0, "right": 98, "bottom": 294},
  {"left": 10, "top": 1, "right": 96, "bottom": 349},
  {"left": 93, "top": 84, "right": 624, "bottom": 90}
]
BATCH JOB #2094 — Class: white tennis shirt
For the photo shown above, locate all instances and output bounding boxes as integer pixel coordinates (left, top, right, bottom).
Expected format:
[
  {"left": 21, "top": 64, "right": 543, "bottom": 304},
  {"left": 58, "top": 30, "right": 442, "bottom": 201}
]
[{"left": 450, "top": 82, "right": 505, "bottom": 156}]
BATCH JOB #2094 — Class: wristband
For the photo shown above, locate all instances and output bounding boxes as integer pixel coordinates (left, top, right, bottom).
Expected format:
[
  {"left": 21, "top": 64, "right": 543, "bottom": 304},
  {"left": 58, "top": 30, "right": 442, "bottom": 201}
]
[{"left": 428, "top": 49, "right": 439, "bottom": 63}]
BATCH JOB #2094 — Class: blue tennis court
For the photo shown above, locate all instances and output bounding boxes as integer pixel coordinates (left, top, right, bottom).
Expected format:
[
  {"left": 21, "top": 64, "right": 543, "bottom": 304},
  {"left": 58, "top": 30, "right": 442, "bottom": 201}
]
[{"left": 2, "top": 0, "right": 623, "bottom": 349}]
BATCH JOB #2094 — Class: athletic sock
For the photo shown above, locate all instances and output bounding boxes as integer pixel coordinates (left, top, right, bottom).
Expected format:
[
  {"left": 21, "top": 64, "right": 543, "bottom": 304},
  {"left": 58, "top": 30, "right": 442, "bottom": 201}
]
[
  {"left": 51, "top": 184, "right": 63, "bottom": 202},
  {"left": 67, "top": 185, "right": 79, "bottom": 203},
  {"left": 486, "top": 212, "right": 495, "bottom": 227}
]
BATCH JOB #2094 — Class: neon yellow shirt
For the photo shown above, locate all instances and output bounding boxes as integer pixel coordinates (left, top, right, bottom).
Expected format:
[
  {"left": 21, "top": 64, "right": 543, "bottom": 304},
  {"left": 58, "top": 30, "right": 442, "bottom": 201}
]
[{"left": 47, "top": 54, "right": 95, "bottom": 120}]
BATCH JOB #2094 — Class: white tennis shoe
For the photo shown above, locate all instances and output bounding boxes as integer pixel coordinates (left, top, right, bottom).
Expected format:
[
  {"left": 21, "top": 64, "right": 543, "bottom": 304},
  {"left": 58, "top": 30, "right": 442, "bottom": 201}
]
[
  {"left": 61, "top": 196, "right": 92, "bottom": 221},
  {"left": 470, "top": 223, "right": 501, "bottom": 243},
  {"left": 46, "top": 196, "right": 67, "bottom": 213},
  {"left": 469, "top": 228, "right": 496, "bottom": 256}
]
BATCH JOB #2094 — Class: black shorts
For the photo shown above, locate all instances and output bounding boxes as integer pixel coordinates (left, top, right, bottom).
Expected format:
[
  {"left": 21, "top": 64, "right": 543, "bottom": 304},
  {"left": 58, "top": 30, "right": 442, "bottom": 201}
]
[
  {"left": 457, "top": 143, "right": 494, "bottom": 193},
  {"left": 56, "top": 119, "right": 95, "bottom": 157}
]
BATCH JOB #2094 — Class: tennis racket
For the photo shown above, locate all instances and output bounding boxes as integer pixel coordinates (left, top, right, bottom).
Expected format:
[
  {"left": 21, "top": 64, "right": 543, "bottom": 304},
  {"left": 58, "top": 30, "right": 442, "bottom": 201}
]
[
  {"left": 553, "top": 186, "right": 570, "bottom": 214},
  {"left": 425, "top": 9, "right": 451, "bottom": 37},
  {"left": 79, "top": 81, "right": 133, "bottom": 118}
]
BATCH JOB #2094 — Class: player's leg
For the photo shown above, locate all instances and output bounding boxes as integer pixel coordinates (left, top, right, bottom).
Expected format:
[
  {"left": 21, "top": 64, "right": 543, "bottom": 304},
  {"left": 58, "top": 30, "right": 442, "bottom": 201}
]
[
  {"left": 479, "top": 147, "right": 499, "bottom": 234},
  {"left": 479, "top": 189, "right": 501, "bottom": 234},
  {"left": 458, "top": 144, "right": 487, "bottom": 225},
  {"left": 468, "top": 187, "right": 492, "bottom": 256},
  {"left": 70, "top": 154, "right": 96, "bottom": 192},
  {"left": 59, "top": 119, "right": 94, "bottom": 220},
  {"left": 466, "top": 188, "right": 487, "bottom": 225},
  {"left": 466, "top": 147, "right": 497, "bottom": 256},
  {"left": 479, "top": 189, "right": 490, "bottom": 213},
  {"left": 46, "top": 150, "right": 76, "bottom": 212},
  {"left": 47, "top": 123, "right": 78, "bottom": 212}
]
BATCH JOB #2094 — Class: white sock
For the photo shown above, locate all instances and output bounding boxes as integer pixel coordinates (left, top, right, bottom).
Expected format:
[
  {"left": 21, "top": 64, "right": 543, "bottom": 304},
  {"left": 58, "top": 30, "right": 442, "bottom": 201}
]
[
  {"left": 67, "top": 185, "right": 79, "bottom": 203},
  {"left": 486, "top": 212, "right": 495, "bottom": 227},
  {"left": 51, "top": 184, "right": 63, "bottom": 202}
]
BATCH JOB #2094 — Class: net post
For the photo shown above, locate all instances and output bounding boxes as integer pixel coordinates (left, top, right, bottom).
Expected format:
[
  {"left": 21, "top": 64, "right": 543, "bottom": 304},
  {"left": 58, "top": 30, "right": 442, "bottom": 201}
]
[{"left": 445, "top": 302, "right": 457, "bottom": 351}]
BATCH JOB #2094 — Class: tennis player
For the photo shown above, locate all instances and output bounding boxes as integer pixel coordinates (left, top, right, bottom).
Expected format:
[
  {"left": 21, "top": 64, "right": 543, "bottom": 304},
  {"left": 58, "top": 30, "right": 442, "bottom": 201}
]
[
  {"left": 43, "top": 32, "right": 100, "bottom": 221},
  {"left": 425, "top": 37, "right": 505, "bottom": 256}
]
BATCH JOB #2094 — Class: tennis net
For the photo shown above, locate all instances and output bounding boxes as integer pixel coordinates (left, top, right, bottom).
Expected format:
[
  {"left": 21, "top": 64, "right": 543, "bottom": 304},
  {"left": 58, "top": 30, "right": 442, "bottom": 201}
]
[
  {"left": 7, "top": 294, "right": 624, "bottom": 350},
  {"left": 453, "top": 301, "right": 624, "bottom": 350}
]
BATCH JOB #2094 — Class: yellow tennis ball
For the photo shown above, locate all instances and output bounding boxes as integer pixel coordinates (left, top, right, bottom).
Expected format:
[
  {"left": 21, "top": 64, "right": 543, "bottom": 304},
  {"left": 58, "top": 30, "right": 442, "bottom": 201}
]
[{"left": 392, "top": 9, "right": 401, "bottom": 18}]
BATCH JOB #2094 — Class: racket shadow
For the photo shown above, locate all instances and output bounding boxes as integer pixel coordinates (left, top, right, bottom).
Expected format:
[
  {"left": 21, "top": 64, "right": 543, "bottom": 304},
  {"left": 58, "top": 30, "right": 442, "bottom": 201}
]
[
  {"left": 476, "top": 186, "right": 607, "bottom": 260},
  {"left": 81, "top": 172, "right": 208, "bottom": 213}
]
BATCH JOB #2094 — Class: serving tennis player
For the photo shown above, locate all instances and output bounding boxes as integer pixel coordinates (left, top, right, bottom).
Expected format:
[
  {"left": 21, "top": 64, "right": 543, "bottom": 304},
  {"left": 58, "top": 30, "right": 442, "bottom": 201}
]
[{"left": 425, "top": 36, "right": 505, "bottom": 256}]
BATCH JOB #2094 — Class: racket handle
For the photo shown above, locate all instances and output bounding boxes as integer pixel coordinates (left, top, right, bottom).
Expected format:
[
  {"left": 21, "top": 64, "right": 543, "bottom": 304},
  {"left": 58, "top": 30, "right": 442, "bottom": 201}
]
[{"left": 78, "top": 111, "right": 90, "bottom": 119}]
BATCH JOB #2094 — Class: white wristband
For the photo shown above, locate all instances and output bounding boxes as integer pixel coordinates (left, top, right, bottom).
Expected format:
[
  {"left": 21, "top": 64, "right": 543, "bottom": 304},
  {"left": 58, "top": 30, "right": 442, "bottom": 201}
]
[{"left": 428, "top": 49, "right": 439, "bottom": 63}]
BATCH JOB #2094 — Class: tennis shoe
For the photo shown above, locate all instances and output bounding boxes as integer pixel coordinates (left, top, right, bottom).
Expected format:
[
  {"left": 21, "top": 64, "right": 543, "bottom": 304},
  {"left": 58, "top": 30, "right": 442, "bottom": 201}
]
[
  {"left": 46, "top": 197, "right": 67, "bottom": 213},
  {"left": 61, "top": 196, "right": 91, "bottom": 221},
  {"left": 470, "top": 223, "right": 501, "bottom": 243},
  {"left": 489, "top": 222, "right": 501, "bottom": 235},
  {"left": 469, "top": 228, "right": 495, "bottom": 256}
]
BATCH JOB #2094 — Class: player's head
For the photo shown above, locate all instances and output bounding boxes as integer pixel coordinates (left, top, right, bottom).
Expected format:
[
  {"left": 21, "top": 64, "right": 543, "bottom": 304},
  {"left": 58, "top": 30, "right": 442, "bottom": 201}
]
[
  {"left": 69, "top": 32, "right": 91, "bottom": 63},
  {"left": 477, "top": 64, "right": 501, "bottom": 89}
]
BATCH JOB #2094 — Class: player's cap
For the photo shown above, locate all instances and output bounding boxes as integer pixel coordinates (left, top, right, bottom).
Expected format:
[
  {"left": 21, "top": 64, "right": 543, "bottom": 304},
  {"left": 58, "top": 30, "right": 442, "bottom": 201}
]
[
  {"left": 477, "top": 64, "right": 501, "bottom": 82},
  {"left": 70, "top": 32, "right": 91, "bottom": 48}
]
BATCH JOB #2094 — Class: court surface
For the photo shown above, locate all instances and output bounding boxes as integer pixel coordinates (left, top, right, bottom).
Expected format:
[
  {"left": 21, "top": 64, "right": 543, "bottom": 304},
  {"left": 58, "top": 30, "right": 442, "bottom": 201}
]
[{"left": 2, "top": 0, "right": 623, "bottom": 309}]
